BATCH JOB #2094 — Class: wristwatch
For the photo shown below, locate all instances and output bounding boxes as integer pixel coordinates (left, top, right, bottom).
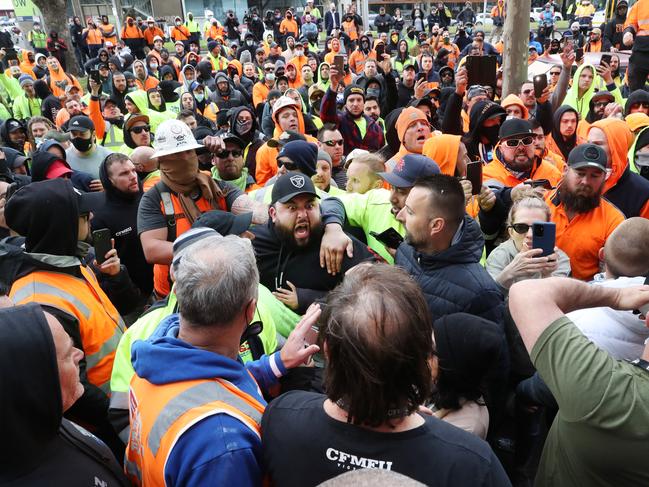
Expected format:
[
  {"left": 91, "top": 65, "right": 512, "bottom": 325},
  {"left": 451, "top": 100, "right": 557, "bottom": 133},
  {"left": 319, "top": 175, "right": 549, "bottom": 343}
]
[{"left": 629, "top": 358, "right": 649, "bottom": 373}]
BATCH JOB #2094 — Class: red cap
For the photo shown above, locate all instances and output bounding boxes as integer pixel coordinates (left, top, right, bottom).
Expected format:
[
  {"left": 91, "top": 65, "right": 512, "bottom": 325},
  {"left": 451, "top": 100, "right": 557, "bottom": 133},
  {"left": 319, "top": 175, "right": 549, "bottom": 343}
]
[{"left": 45, "top": 160, "right": 73, "bottom": 179}]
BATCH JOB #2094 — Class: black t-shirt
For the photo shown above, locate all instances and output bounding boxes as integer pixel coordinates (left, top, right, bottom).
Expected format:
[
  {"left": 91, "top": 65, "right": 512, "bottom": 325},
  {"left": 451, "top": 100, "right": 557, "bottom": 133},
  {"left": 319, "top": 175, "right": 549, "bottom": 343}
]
[{"left": 262, "top": 391, "right": 511, "bottom": 487}]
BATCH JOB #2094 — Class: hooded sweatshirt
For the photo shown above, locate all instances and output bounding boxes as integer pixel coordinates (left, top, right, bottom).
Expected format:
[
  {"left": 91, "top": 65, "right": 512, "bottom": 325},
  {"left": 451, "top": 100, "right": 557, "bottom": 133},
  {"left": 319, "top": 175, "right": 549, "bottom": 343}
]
[
  {"left": 229, "top": 106, "right": 267, "bottom": 178},
  {"left": 589, "top": 118, "right": 649, "bottom": 218},
  {"left": 0, "top": 118, "right": 26, "bottom": 153},
  {"left": 423, "top": 133, "right": 462, "bottom": 176},
  {"left": 462, "top": 100, "right": 506, "bottom": 162},
  {"left": 546, "top": 105, "right": 583, "bottom": 162},
  {"left": 0, "top": 304, "right": 129, "bottom": 486},
  {"left": 624, "top": 89, "right": 649, "bottom": 116},
  {"left": 563, "top": 63, "right": 623, "bottom": 119},
  {"left": 129, "top": 313, "right": 287, "bottom": 486}
]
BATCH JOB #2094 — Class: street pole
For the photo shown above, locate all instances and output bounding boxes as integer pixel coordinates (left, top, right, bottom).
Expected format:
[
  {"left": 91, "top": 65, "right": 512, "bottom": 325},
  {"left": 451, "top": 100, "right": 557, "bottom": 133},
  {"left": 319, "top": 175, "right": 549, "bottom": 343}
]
[{"left": 501, "top": 0, "right": 531, "bottom": 97}]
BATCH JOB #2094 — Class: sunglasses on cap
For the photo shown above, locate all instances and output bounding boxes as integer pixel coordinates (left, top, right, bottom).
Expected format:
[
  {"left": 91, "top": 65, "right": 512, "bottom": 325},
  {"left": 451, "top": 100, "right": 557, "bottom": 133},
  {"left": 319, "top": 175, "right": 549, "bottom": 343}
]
[
  {"left": 215, "top": 149, "right": 243, "bottom": 158},
  {"left": 130, "top": 125, "right": 151, "bottom": 134},
  {"left": 324, "top": 139, "right": 343, "bottom": 147},
  {"left": 503, "top": 136, "right": 534, "bottom": 147},
  {"left": 509, "top": 223, "right": 534, "bottom": 234}
]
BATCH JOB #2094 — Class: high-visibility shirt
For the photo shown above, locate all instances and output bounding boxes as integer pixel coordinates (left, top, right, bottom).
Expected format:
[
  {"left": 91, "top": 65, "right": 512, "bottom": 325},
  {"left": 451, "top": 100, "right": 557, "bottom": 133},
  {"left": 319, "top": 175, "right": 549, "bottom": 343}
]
[
  {"left": 28, "top": 29, "right": 47, "bottom": 49},
  {"left": 170, "top": 25, "right": 190, "bottom": 42},
  {"left": 124, "top": 375, "right": 264, "bottom": 486},
  {"left": 143, "top": 27, "right": 165, "bottom": 46},
  {"left": 279, "top": 18, "right": 298, "bottom": 36},
  {"left": 152, "top": 183, "right": 227, "bottom": 297},
  {"left": 252, "top": 81, "right": 270, "bottom": 108},
  {"left": 483, "top": 152, "right": 563, "bottom": 188},
  {"left": 121, "top": 24, "right": 144, "bottom": 40},
  {"left": 99, "top": 23, "right": 118, "bottom": 44},
  {"left": 546, "top": 189, "right": 624, "bottom": 281},
  {"left": 10, "top": 265, "right": 125, "bottom": 392},
  {"left": 85, "top": 27, "right": 104, "bottom": 46},
  {"left": 185, "top": 18, "right": 200, "bottom": 33},
  {"left": 625, "top": 0, "right": 649, "bottom": 37}
]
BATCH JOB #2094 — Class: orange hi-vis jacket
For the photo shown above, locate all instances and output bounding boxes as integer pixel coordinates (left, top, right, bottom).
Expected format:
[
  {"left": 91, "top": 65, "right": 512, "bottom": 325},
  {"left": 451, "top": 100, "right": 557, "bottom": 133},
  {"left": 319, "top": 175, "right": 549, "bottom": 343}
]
[
  {"left": 171, "top": 25, "right": 191, "bottom": 42},
  {"left": 10, "top": 265, "right": 124, "bottom": 392},
  {"left": 99, "top": 23, "right": 117, "bottom": 44},
  {"left": 152, "top": 183, "right": 227, "bottom": 297},
  {"left": 124, "top": 376, "right": 265, "bottom": 486},
  {"left": 546, "top": 188, "right": 624, "bottom": 281},
  {"left": 483, "top": 151, "right": 563, "bottom": 188},
  {"left": 85, "top": 27, "right": 104, "bottom": 47}
]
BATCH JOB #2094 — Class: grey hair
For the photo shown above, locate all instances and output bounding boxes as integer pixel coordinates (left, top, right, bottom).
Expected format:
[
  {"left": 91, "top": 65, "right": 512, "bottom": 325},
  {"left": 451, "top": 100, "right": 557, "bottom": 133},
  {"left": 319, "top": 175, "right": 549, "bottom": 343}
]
[{"left": 174, "top": 235, "right": 259, "bottom": 327}]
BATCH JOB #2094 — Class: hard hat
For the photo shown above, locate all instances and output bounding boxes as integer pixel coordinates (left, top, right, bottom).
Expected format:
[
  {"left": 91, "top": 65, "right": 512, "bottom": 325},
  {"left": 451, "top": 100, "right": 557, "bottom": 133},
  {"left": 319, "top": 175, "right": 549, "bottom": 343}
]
[{"left": 152, "top": 120, "right": 204, "bottom": 158}]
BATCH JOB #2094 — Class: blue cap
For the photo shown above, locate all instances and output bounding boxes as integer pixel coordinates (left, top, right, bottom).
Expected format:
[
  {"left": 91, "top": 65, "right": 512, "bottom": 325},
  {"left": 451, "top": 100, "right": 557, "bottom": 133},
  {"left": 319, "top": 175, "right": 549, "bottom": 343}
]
[{"left": 379, "top": 154, "right": 440, "bottom": 188}]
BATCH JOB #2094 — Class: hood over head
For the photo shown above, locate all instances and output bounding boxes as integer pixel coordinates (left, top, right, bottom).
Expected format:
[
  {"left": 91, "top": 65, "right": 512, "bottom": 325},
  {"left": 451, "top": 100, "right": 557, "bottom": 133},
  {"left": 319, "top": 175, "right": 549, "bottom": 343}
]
[
  {"left": 624, "top": 89, "right": 649, "bottom": 116},
  {"left": 550, "top": 104, "right": 580, "bottom": 160},
  {"left": 159, "top": 64, "right": 178, "bottom": 82},
  {"left": 589, "top": 118, "right": 633, "bottom": 191},
  {"left": 0, "top": 118, "right": 26, "bottom": 153},
  {"left": 422, "top": 134, "right": 462, "bottom": 176},
  {"left": 30, "top": 151, "right": 71, "bottom": 182},
  {"left": 464, "top": 100, "right": 506, "bottom": 148},
  {"left": 501, "top": 94, "right": 529, "bottom": 119},
  {"left": 0, "top": 304, "right": 63, "bottom": 479},
  {"left": 99, "top": 152, "right": 142, "bottom": 202},
  {"left": 107, "top": 55, "right": 123, "bottom": 72},
  {"left": 229, "top": 105, "right": 259, "bottom": 142},
  {"left": 196, "top": 60, "right": 213, "bottom": 80},
  {"left": 4, "top": 178, "right": 82, "bottom": 256}
]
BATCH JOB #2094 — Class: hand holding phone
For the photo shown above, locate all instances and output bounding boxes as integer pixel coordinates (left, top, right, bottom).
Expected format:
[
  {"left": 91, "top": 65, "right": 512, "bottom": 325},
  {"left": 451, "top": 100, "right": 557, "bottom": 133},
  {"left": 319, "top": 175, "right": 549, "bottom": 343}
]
[
  {"left": 533, "top": 74, "right": 548, "bottom": 99},
  {"left": 92, "top": 228, "right": 112, "bottom": 265},
  {"left": 532, "top": 222, "right": 556, "bottom": 257},
  {"left": 465, "top": 160, "right": 483, "bottom": 195},
  {"left": 333, "top": 54, "right": 345, "bottom": 73},
  {"left": 370, "top": 228, "right": 404, "bottom": 249},
  {"left": 575, "top": 47, "right": 584, "bottom": 62}
]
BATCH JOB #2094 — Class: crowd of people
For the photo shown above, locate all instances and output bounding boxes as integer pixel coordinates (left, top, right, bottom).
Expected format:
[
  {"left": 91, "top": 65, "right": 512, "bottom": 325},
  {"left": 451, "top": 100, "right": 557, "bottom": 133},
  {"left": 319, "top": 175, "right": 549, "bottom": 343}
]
[{"left": 2, "top": 0, "right": 649, "bottom": 486}]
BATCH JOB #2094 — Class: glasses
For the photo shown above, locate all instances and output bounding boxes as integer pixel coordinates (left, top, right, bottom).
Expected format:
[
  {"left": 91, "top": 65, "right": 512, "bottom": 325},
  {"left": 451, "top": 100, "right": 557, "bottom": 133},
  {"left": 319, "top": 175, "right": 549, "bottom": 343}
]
[
  {"left": 549, "top": 71, "right": 561, "bottom": 75},
  {"left": 216, "top": 149, "right": 243, "bottom": 158},
  {"left": 324, "top": 139, "right": 344, "bottom": 147},
  {"left": 130, "top": 125, "right": 151, "bottom": 134},
  {"left": 632, "top": 103, "right": 649, "bottom": 109},
  {"left": 264, "top": 67, "right": 274, "bottom": 71},
  {"left": 509, "top": 223, "right": 533, "bottom": 234},
  {"left": 521, "top": 89, "right": 534, "bottom": 95},
  {"left": 504, "top": 136, "right": 534, "bottom": 147},
  {"left": 278, "top": 158, "right": 298, "bottom": 170},
  {"left": 593, "top": 101, "right": 610, "bottom": 107}
]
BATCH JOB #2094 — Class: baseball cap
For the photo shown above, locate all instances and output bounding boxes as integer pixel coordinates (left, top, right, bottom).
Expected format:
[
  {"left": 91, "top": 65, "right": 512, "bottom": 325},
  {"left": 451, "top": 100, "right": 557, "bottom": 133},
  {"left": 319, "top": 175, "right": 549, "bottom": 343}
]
[
  {"left": 625, "top": 112, "right": 649, "bottom": 132},
  {"left": 74, "top": 187, "right": 95, "bottom": 215},
  {"left": 267, "top": 130, "right": 306, "bottom": 148},
  {"left": 216, "top": 130, "right": 246, "bottom": 149},
  {"left": 271, "top": 171, "right": 320, "bottom": 204},
  {"left": 467, "top": 85, "right": 488, "bottom": 100},
  {"left": 498, "top": 118, "right": 533, "bottom": 139},
  {"left": 344, "top": 148, "right": 370, "bottom": 169},
  {"left": 67, "top": 115, "right": 94, "bottom": 133},
  {"left": 567, "top": 144, "right": 608, "bottom": 172},
  {"left": 5, "top": 120, "right": 24, "bottom": 133},
  {"left": 125, "top": 114, "right": 150, "bottom": 132},
  {"left": 104, "top": 41, "right": 114, "bottom": 48},
  {"left": 591, "top": 27, "right": 602, "bottom": 35},
  {"left": 153, "top": 35, "right": 163, "bottom": 42},
  {"left": 591, "top": 90, "right": 615, "bottom": 104},
  {"left": 45, "top": 159, "right": 73, "bottom": 179},
  {"left": 175, "top": 40, "right": 184, "bottom": 46},
  {"left": 308, "top": 84, "right": 325, "bottom": 100},
  {"left": 379, "top": 154, "right": 440, "bottom": 188},
  {"left": 171, "top": 227, "right": 219, "bottom": 268},
  {"left": 193, "top": 209, "right": 253, "bottom": 236}
]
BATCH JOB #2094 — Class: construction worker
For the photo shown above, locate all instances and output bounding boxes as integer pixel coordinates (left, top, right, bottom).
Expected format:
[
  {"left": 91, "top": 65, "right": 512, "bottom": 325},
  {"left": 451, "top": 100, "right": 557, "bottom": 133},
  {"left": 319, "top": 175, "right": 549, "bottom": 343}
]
[
  {"left": 84, "top": 18, "right": 105, "bottom": 58},
  {"left": 184, "top": 12, "right": 201, "bottom": 45},
  {"left": 170, "top": 16, "right": 191, "bottom": 47},
  {"left": 624, "top": 0, "right": 649, "bottom": 91},
  {"left": 28, "top": 21, "right": 47, "bottom": 56},
  {"left": 98, "top": 15, "right": 118, "bottom": 45}
]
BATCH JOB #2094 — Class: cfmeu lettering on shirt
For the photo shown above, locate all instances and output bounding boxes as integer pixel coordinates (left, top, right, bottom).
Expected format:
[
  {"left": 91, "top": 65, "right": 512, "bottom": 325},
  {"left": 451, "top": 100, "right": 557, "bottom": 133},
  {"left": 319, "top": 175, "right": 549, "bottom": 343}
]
[{"left": 326, "top": 448, "right": 394, "bottom": 470}]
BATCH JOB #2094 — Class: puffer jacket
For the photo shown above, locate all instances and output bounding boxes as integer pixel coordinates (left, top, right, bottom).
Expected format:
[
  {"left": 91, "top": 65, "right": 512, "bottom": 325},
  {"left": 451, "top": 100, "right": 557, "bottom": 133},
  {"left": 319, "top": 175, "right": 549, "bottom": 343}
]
[{"left": 395, "top": 215, "right": 504, "bottom": 325}]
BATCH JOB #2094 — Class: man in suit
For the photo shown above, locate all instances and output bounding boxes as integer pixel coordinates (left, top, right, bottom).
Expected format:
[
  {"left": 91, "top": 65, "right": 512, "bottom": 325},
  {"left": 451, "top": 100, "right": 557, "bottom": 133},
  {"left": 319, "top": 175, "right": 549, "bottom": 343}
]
[{"left": 325, "top": 3, "right": 340, "bottom": 36}]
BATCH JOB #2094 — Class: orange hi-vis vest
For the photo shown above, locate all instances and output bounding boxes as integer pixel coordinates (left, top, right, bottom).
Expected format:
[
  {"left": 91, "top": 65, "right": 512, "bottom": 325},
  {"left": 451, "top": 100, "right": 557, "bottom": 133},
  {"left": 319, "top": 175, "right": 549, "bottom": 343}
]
[
  {"left": 124, "top": 376, "right": 265, "bottom": 486},
  {"left": 10, "top": 265, "right": 124, "bottom": 392},
  {"left": 153, "top": 183, "right": 227, "bottom": 297}
]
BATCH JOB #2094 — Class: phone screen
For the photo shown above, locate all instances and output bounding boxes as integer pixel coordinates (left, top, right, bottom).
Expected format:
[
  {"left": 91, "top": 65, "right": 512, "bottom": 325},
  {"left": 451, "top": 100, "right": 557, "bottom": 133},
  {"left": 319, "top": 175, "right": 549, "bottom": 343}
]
[
  {"left": 575, "top": 48, "right": 584, "bottom": 62},
  {"left": 333, "top": 55, "right": 345, "bottom": 73}
]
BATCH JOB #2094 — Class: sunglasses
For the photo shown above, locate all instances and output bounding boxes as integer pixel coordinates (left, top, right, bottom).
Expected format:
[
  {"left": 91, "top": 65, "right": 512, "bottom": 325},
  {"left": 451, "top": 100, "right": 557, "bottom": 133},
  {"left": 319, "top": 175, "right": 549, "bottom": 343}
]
[
  {"left": 521, "top": 89, "right": 534, "bottom": 95},
  {"left": 324, "top": 139, "right": 344, "bottom": 147},
  {"left": 504, "top": 136, "right": 534, "bottom": 147},
  {"left": 632, "top": 103, "right": 649, "bottom": 109},
  {"left": 278, "top": 159, "right": 298, "bottom": 170},
  {"left": 216, "top": 149, "right": 243, "bottom": 158},
  {"left": 549, "top": 71, "right": 561, "bottom": 75},
  {"left": 264, "top": 67, "right": 274, "bottom": 71},
  {"left": 509, "top": 223, "right": 533, "bottom": 234},
  {"left": 130, "top": 125, "right": 151, "bottom": 134}
]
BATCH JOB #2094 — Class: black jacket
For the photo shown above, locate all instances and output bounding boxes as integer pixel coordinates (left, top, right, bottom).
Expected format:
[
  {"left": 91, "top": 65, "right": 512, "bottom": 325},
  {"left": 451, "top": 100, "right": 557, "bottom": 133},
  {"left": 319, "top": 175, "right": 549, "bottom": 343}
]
[
  {"left": 251, "top": 200, "right": 376, "bottom": 314},
  {"left": 0, "top": 304, "right": 129, "bottom": 486},
  {"left": 395, "top": 215, "right": 505, "bottom": 325}
]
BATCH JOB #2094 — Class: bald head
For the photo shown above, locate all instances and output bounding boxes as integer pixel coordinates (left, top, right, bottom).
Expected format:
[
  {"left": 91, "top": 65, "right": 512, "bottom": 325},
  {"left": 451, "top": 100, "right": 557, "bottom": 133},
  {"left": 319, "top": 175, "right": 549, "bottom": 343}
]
[
  {"left": 130, "top": 146, "right": 158, "bottom": 173},
  {"left": 604, "top": 217, "right": 649, "bottom": 279}
]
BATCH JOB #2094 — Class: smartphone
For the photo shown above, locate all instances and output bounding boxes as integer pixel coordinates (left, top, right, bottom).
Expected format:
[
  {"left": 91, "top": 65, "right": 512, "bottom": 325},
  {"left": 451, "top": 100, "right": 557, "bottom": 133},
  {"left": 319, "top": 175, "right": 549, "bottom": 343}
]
[
  {"left": 416, "top": 71, "right": 427, "bottom": 82},
  {"left": 465, "top": 55, "right": 497, "bottom": 90},
  {"left": 600, "top": 53, "right": 612, "bottom": 67},
  {"left": 575, "top": 47, "right": 584, "bottom": 62},
  {"left": 465, "top": 160, "right": 483, "bottom": 195},
  {"left": 369, "top": 228, "right": 404, "bottom": 249},
  {"left": 525, "top": 178, "right": 553, "bottom": 190},
  {"left": 532, "top": 222, "right": 556, "bottom": 257},
  {"left": 92, "top": 228, "right": 112, "bottom": 265},
  {"left": 89, "top": 69, "right": 101, "bottom": 84},
  {"left": 533, "top": 74, "right": 548, "bottom": 99},
  {"left": 375, "top": 43, "right": 384, "bottom": 58},
  {"left": 333, "top": 54, "right": 345, "bottom": 73}
]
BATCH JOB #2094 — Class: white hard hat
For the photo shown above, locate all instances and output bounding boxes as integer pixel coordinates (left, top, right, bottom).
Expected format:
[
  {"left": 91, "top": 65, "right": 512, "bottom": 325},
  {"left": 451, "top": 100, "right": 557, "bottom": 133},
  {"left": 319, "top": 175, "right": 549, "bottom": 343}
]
[
  {"left": 147, "top": 16, "right": 155, "bottom": 22},
  {"left": 152, "top": 120, "right": 204, "bottom": 158}
]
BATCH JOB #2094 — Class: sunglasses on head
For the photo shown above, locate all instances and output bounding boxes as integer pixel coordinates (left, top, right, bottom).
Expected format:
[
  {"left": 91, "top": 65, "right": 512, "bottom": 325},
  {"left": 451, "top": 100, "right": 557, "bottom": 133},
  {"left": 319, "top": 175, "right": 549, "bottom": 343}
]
[
  {"left": 216, "top": 149, "right": 243, "bottom": 158},
  {"left": 324, "top": 139, "right": 344, "bottom": 147},
  {"left": 504, "top": 136, "right": 534, "bottom": 147},
  {"left": 509, "top": 223, "right": 533, "bottom": 234},
  {"left": 130, "top": 125, "right": 150, "bottom": 134}
]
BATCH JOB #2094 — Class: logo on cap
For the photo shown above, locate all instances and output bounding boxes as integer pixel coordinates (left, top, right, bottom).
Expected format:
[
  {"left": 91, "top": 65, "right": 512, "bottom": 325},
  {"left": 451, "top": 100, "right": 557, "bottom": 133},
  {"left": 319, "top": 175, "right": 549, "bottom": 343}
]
[
  {"left": 73, "top": 120, "right": 79, "bottom": 125},
  {"left": 584, "top": 146, "right": 600, "bottom": 160},
  {"left": 290, "top": 175, "right": 305, "bottom": 188},
  {"left": 394, "top": 158, "right": 405, "bottom": 173}
]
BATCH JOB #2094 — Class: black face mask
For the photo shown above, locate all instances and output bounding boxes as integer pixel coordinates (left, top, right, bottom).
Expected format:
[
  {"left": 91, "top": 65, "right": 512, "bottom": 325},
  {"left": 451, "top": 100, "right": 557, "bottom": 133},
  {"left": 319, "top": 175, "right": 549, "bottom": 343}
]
[
  {"left": 71, "top": 137, "right": 93, "bottom": 152},
  {"left": 408, "top": 31, "right": 416, "bottom": 39},
  {"left": 481, "top": 125, "right": 500, "bottom": 145}
]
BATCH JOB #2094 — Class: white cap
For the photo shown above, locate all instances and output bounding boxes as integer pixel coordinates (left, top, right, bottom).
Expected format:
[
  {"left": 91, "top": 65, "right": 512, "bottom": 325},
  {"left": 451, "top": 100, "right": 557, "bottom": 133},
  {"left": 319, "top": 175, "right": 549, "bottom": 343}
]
[
  {"left": 147, "top": 16, "right": 155, "bottom": 22},
  {"left": 104, "top": 41, "right": 114, "bottom": 48},
  {"left": 272, "top": 95, "right": 300, "bottom": 116},
  {"left": 152, "top": 120, "right": 204, "bottom": 158},
  {"left": 153, "top": 35, "right": 163, "bottom": 42},
  {"left": 344, "top": 148, "right": 370, "bottom": 168}
]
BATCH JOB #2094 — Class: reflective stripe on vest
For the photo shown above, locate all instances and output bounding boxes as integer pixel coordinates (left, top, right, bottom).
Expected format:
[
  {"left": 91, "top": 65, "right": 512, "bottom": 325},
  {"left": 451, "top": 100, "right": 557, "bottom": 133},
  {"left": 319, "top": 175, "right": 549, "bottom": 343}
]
[
  {"left": 9, "top": 267, "right": 124, "bottom": 391},
  {"left": 125, "top": 377, "right": 264, "bottom": 486}
]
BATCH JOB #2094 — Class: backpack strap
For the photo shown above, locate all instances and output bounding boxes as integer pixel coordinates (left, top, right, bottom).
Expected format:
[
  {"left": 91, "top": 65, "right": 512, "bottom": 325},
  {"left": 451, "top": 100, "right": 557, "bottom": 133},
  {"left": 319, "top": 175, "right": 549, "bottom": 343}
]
[{"left": 154, "top": 181, "right": 177, "bottom": 242}]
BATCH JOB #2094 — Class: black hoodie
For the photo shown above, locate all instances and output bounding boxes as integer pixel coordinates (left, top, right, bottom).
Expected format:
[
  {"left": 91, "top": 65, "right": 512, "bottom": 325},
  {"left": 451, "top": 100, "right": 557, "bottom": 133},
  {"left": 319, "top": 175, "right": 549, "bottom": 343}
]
[
  {"left": 624, "top": 89, "right": 649, "bottom": 116},
  {"left": 550, "top": 105, "right": 580, "bottom": 161},
  {"left": 34, "top": 79, "right": 61, "bottom": 123},
  {"left": 0, "top": 303, "right": 128, "bottom": 486},
  {"left": 0, "top": 118, "right": 26, "bottom": 154},
  {"left": 462, "top": 100, "right": 506, "bottom": 162},
  {"left": 91, "top": 156, "right": 153, "bottom": 296},
  {"left": 159, "top": 63, "right": 178, "bottom": 82},
  {"left": 30, "top": 151, "right": 70, "bottom": 183},
  {"left": 228, "top": 105, "right": 267, "bottom": 178}
]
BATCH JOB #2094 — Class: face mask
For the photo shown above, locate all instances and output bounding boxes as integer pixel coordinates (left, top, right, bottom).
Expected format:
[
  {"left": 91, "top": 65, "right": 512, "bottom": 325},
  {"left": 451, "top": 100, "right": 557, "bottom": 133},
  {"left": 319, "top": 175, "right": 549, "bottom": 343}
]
[
  {"left": 175, "top": 21, "right": 181, "bottom": 26},
  {"left": 247, "top": 39, "right": 254, "bottom": 46},
  {"left": 194, "top": 93, "right": 204, "bottom": 102},
  {"left": 266, "top": 72, "right": 275, "bottom": 81},
  {"left": 408, "top": 31, "right": 415, "bottom": 39},
  {"left": 128, "top": 20, "right": 134, "bottom": 25},
  {"left": 72, "top": 137, "right": 92, "bottom": 152},
  {"left": 311, "top": 100, "right": 321, "bottom": 112},
  {"left": 237, "top": 119, "right": 253, "bottom": 134},
  {"left": 189, "top": 60, "right": 197, "bottom": 67},
  {"left": 443, "top": 37, "right": 450, "bottom": 44},
  {"left": 128, "top": 86, "right": 137, "bottom": 92},
  {"left": 636, "top": 152, "right": 649, "bottom": 168},
  {"left": 296, "top": 49, "right": 304, "bottom": 56},
  {"left": 150, "top": 62, "right": 158, "bottom": 69},
  {"left": 366, "top": 88, "right": 380, "bottom": 98},
  {"left": 481, "top": 125, "right": 500, "bottom": 144},
  {"left": 287, "top": 14, "right": 292, "bottom": 18},
  {"left": 466, "top": 28, "right": 472, "bottom": 34},
  {"left": 34, "top": 136, "right": 42, "bottom": 146}
]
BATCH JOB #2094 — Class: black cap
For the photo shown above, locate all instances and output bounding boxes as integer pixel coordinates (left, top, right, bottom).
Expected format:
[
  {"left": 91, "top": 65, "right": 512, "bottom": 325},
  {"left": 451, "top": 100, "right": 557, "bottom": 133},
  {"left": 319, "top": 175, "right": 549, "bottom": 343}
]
[
  {"left": 267, "top": 130, "right": 306, "bottom": 148},
  {"left": 67, "top": 115, "right": 95, "bottom": 133},
  {"left": 271, "top": 171, "right": 320, "bottom": 205},
  {"left": 192, "top": 209, "right": 253, "bottom": 235},
  {"left": 591, "top": 90, "right": 615, "bottom": 104},
  {"left": 214, "top": 130, "right": 246, "bottom": 149},
  {"left": 567, "top": 143, "right": 608, "bottom": 172},
  {"left": 344, "top": 85, "right": 365, "bottom": 103},
  {"left": 5, "top": 119, "right": 24, "bottom": 133},
  {"left": 499, "top": 118, "right": 533, "bottom": 139}
]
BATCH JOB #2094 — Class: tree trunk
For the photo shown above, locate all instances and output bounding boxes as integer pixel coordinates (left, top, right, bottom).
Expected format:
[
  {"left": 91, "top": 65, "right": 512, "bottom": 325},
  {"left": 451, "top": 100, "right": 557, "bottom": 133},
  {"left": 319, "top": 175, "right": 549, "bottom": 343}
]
[
  {"left": 501, "top": 0, "right": 531, "bottom": 97},
  {"left": 31, "top": 0, "right": 80, "bottom": 76}
]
